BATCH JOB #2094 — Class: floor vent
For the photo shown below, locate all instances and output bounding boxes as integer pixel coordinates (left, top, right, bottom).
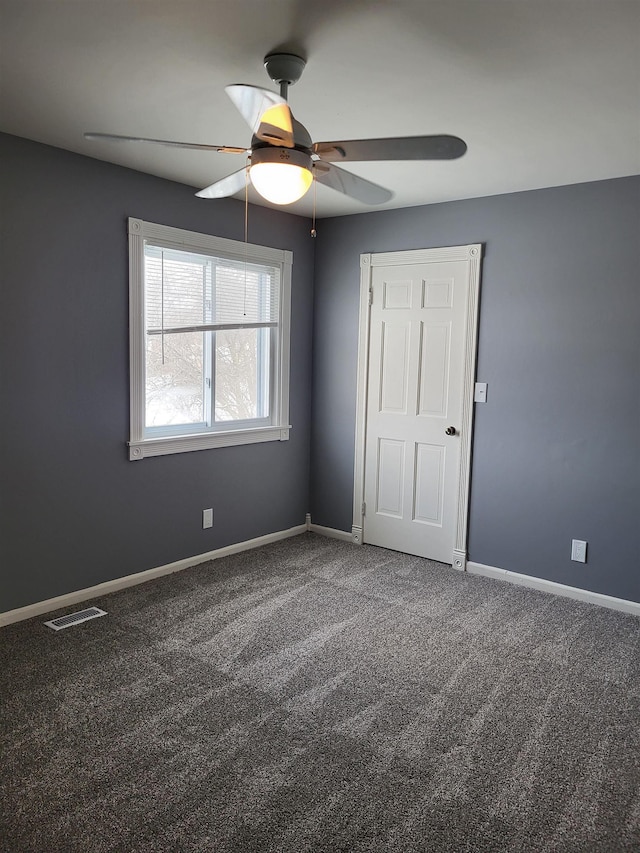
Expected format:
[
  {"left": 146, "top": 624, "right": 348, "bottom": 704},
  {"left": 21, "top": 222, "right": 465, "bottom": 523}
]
[{"left": 44, "top": 607, "right": 107, "bottom": 631}]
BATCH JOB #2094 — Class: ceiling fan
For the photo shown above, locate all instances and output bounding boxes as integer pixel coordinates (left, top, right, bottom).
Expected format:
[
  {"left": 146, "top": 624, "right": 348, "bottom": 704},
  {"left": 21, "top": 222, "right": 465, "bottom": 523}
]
[{"left": 85, "top": 52, "right": 467, "bottom": 207}]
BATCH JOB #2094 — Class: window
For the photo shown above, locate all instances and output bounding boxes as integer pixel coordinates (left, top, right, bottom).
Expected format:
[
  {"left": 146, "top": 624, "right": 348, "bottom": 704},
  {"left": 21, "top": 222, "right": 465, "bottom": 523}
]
[{"left": 128, "top": 218, "right": 292, "bottom": 459}]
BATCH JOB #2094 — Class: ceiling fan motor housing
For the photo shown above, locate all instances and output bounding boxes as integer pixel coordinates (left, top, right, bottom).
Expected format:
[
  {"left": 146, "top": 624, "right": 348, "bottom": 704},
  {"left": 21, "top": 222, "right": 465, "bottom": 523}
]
[
  {"left": 263, "top": 53, "right": 306, "bottom": 86},
  {"left": 250, "top": 145, "right": 312, "bottom": 173}
]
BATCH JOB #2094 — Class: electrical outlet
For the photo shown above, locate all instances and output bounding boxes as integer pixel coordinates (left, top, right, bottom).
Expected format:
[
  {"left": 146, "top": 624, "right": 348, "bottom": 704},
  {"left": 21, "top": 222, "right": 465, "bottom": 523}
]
[
  {"left": 202, "top": 508, "right": 213, "bottom": 529},
  {"left": 571, "top": 539, "right": 587, "bottom": 563}
]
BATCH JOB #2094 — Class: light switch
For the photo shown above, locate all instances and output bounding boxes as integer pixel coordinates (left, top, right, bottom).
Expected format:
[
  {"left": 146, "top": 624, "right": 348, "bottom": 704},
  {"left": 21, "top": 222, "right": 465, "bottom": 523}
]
[{"left": 474, "top": 382, "right": 488, "bottom": 403}]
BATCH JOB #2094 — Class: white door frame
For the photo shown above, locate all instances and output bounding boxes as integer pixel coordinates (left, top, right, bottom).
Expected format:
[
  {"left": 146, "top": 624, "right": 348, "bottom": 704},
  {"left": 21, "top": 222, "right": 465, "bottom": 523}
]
[{"left": 352, "top": 244, "right": 483, "bottom": 570}]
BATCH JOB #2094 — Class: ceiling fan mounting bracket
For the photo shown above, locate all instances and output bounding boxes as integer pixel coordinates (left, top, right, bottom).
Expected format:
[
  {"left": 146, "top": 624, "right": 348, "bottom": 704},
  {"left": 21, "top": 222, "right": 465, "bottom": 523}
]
[{"left": 264, "top": 53, "right": 306, "bottom": 98}]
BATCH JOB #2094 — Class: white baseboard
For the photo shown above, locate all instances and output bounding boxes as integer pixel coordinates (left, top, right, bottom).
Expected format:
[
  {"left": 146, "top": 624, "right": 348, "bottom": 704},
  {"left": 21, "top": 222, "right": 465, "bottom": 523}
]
[
  {"left": 0, "top": 524, "right": 307, "bottom": 628},
  {"left": 308, "top": 522, "right": 353, "bottom": 542},
  {"left": 8, "top": 532, "right": 636, "bottom": 627},
  {"left": 304, "top": 514, "right": 353, "bottom": 542},
  {"left": 467, "top": 561, "right": 640, "bottom": 617}
]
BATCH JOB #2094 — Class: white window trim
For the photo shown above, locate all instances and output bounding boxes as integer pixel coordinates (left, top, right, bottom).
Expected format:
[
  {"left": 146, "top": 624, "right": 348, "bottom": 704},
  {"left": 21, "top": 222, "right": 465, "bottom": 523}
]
[{"left": 127, "top": 218, "right": 292, "bottom": 460}]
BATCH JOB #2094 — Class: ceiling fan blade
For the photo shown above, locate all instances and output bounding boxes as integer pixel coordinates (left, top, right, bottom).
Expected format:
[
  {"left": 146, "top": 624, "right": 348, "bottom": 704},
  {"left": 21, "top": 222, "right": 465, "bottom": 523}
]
[
  {"left": 84, "top": 132, "right": 246, "bottom": 153},
  {"left": 313, "top": 161, "right": 393, "bottom": 205},
  {"left": 195, "top": 168, "right": 248, "bottom": 199},
  {"left": 226, "top": 84, "right": 290, "bottom": 133},
  {"left": 312, "top": 135, "right": 467, "bottom": 162},
  {"left": 291, "top": 116, "right": 313, "bottom": 150}
]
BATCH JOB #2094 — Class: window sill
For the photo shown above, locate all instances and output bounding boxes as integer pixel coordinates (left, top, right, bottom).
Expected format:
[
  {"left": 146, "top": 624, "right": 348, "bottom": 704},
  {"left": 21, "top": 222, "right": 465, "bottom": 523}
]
[{"left": 128, "top": 425, "right": 291, "bottom": 460}]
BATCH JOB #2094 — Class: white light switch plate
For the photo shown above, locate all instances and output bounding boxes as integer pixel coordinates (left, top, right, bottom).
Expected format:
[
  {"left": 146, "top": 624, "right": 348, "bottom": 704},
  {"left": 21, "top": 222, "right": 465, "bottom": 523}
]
[
  {"left": 474, "top": 382, "right": 488, "bottom": 403},
  {"left": 203, "top": 508, "right": 213, "bottom": 529}
]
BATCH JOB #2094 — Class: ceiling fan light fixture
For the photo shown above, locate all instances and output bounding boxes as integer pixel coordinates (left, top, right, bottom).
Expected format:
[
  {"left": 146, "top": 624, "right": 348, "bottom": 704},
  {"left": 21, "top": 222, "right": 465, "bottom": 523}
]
[{"left": 249, "top": 147, "right": 313, "bottom": 205}]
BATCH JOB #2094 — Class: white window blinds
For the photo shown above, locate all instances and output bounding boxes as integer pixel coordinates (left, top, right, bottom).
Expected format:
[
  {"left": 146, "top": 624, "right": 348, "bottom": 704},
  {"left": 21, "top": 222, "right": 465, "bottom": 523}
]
[{"left": 144, "top": 244, "right": 280, "bottom": 335}]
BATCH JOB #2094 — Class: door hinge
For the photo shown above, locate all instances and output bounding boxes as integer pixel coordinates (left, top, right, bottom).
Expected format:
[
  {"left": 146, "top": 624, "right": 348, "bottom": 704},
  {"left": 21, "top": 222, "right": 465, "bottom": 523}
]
[
  {"left": 361, "top": 502, "right": 366, "bottom": 516},
  {"left": 368, "top": 288, "right": 373, "bottom": 306}
]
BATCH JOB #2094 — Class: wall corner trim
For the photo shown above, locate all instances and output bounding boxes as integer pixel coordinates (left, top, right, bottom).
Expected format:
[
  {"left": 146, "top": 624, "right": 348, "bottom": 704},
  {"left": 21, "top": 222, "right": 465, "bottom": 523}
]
[{"left": 467, "top": 561, "right": 640, "bottom": 617}]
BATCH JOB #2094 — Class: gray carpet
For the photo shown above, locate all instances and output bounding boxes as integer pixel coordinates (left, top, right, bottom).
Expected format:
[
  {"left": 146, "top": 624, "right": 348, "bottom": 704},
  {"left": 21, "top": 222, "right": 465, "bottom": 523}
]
[{"left": 2, "top": 533, "right": 639, "bottom": 852}]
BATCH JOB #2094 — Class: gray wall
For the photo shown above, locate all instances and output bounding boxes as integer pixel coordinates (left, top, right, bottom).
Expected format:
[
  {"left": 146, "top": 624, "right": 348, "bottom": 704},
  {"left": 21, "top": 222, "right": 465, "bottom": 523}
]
[
  {"left": 2, "top": 131, "right": 639, "bottom": 612},
  {"left": 0, "top": 133, "right": 315, "bottom": 612},
  {"left": 310, "top": 177, "right": 640, "bottom": 603}
]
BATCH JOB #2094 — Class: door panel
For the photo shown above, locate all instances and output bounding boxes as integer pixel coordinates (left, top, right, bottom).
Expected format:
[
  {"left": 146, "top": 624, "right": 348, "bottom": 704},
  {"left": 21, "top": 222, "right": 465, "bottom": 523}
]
[
  {"left": 376, "top": 438, "right": 405, "bottom": 517},
  {"left": 380, "top": 322, "right": 411, "bottom": 413},
  {"left": 419, "top": 322, "right": 451, "bottom": 416},
  {"left": 413, "top": 443, "right": 445, "bottom": 525},
  {"left": 383, "top": 280, "right": 412, "bottom": 309}
]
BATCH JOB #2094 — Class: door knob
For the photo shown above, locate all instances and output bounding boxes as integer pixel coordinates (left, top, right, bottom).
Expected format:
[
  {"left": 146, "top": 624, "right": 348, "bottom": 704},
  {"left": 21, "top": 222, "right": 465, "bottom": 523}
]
[{"left": 445, "top": 426, "right": 456, "bottom": 436}]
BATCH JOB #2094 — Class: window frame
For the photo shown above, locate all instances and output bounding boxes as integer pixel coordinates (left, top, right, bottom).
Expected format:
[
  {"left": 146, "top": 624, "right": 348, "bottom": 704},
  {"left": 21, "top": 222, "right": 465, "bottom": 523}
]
[{"left": 128, "top": 218, "right": 292, "bottom": 460}]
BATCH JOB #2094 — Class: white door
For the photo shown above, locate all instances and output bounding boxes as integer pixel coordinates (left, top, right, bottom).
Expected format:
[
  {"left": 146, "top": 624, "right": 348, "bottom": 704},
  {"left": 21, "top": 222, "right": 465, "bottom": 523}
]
[{"left": 356, "top": 246, "right": 481, "bottom": 566}]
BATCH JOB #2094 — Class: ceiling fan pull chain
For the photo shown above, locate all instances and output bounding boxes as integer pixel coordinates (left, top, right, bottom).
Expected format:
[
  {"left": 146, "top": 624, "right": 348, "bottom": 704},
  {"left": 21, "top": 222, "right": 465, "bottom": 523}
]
[
  {"left": 311, "top": 176, "right": 317, "bottom": 238},
  {"left": 161, "top": 250, "right": 165, "bottom": 364},
  {"left": 243, "top": 162, "right": 250, "bottom": 316}
]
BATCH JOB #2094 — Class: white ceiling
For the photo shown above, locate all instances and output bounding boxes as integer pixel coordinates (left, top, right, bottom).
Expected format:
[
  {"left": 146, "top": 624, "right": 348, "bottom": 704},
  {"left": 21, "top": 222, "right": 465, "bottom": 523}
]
[{"left": 1, "top": 0, "right": 638, "bottom": 218}]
